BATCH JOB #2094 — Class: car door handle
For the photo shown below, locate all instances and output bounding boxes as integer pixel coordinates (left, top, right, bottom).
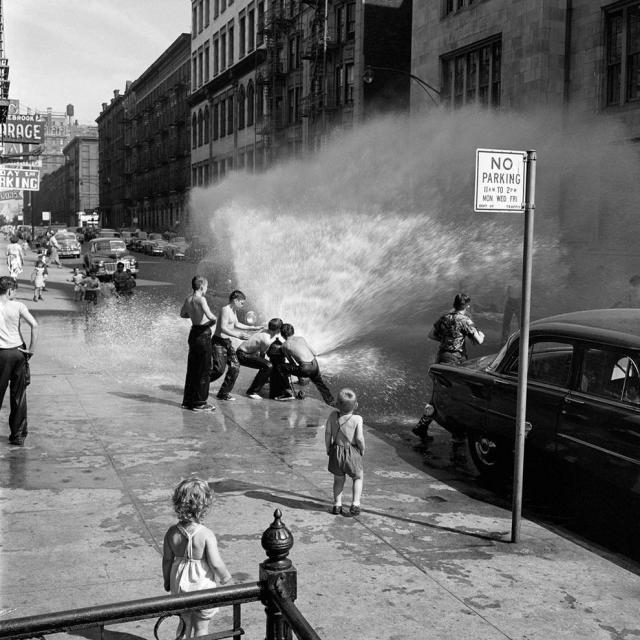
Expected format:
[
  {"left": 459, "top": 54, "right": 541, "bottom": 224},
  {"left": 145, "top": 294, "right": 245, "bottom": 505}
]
[{"left": 564, "top": 397, "right": 584, "bottom": 405}]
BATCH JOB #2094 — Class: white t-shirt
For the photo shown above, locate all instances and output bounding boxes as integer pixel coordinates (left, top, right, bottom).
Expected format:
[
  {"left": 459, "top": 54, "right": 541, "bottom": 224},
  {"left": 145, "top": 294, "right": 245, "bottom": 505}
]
[{"left": 0, "top": 300, "right": 29, "bottom": 348}]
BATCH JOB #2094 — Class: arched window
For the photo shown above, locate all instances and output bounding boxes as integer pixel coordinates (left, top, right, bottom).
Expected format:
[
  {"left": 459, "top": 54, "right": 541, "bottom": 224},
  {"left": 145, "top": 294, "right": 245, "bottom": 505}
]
[
  {"left": 191, "top": 113, "right": 197, "bottom": 148},
  {"left": 198, "top": 108, "right": 204, "bottom": 147},
  {"left": 247, "top": 81, "right": 254, "bottom": 127},
  {"left": 204, "top": 105, "right": 210, "bottom": 143},
  {"left": 238, "top": 85, "right": 246, "bottom": 130}
]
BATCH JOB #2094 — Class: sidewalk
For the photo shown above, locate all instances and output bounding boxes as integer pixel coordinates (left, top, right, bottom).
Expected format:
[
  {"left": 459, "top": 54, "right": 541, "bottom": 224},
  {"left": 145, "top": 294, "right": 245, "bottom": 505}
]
[{"left": 0, "top": 247, "right": 639, "bottom": 639}]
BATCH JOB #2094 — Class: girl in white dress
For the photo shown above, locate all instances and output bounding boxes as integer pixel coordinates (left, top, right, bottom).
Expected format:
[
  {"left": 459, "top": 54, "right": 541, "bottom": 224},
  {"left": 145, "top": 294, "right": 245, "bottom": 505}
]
[{"left": 162, "top": 478, "right": 232, "bottom": 637}]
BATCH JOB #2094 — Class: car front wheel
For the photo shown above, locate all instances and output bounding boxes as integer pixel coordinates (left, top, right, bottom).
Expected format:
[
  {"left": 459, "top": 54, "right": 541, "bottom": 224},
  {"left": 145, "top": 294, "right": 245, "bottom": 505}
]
[{"left": 468, "top": 431, "right": 511, "bottom": 482}]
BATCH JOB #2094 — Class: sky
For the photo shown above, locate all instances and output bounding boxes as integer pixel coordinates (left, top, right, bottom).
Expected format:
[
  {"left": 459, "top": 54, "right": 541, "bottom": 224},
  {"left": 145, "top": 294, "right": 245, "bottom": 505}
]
[{"left": 4, "top": 0, "right": 191, "bottom": 125}]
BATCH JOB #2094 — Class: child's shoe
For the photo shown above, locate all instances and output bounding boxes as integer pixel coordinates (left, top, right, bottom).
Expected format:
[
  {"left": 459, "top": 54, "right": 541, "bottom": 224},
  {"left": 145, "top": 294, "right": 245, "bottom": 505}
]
[
  {"left": 331, "top": 505, "right": 342, "bottom": 515},
  {"left": 349, "top": 505, "right": 361, "bottom": 516}
]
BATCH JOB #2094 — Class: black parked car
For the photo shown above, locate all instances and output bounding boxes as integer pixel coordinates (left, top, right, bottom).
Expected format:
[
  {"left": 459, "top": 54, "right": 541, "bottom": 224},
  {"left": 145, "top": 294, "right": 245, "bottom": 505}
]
[{"left": 428, "top": 309, "right": 640, "bottom": 504}]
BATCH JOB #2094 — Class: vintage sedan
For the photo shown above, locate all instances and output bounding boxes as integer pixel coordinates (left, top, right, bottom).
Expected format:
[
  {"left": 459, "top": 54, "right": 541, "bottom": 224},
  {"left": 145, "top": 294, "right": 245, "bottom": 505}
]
[
  {"left": 83, "top": 238, "right": 139, "bottom": 281},
  {"left": 54, "top": 231, "right": 81, "bottom": 258},
  {"left": 164, "top": 237, "right": 188, "bottom": 260},
  {"left": 428, "top": 309, "right": 640, "bottom": 498}
]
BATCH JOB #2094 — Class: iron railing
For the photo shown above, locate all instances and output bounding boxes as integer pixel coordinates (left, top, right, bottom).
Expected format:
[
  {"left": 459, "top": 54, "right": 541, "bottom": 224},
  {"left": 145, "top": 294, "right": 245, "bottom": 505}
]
[{"left": 0, "top": 509, "right": 321, "bottom": 640}]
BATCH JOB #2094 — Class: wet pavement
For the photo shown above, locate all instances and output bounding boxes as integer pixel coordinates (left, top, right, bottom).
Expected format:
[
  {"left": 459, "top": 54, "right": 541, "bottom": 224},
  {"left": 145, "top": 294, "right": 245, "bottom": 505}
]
[{"left": 1, "top": 243, "right": 640, "bottom": 639}]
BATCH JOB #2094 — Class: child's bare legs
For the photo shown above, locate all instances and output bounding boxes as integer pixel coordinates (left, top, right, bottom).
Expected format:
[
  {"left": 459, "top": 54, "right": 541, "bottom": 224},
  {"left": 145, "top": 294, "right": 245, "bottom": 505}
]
[
  {"left": 352, "top": 470, "right": 363, "bottom": 507},
  {"left": 332, "top": 474, "right": 346, "bottom": 506},
  {"left": 191, "top": 615, "right": 209, "bottom": 637}
]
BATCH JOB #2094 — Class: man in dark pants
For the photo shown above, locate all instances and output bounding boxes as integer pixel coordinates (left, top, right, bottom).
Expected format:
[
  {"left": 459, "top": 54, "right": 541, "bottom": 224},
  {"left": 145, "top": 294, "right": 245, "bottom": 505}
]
[
  {"left": 210, "top": 290, "right": 260, "bottom": 401},
  {"left": 180, "top": 275, "right": 217, "bottom": 412},
  {"left": 236, "top": 318, "right": 282, "bottom": 399},
  {"left": 413, "top": 293, "right": 484, "bottom": 465},
  {"left": 0, "top": 276, "right": 39, "bottom": 445},
  {"left": 276, "top": 323, "right": 334, "bottom": 405}
]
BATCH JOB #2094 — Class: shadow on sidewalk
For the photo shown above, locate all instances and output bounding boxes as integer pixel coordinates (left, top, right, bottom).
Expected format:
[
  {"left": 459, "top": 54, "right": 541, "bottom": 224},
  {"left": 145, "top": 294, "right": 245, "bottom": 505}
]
[{"left": 211, "top": 480, "right": 508, "bottom": 543}]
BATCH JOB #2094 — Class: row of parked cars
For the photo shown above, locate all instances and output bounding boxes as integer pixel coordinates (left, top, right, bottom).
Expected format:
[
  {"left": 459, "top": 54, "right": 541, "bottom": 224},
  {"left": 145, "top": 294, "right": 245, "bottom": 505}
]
[{"left": 122, "top": 231, "right": 205, "bottom": 262}]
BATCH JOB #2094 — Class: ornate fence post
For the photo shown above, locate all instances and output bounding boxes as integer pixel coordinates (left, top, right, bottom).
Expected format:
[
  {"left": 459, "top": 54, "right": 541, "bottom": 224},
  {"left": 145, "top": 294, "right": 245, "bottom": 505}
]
[{"left": 259, "top": 508, "right": 297, "bottom": 640}]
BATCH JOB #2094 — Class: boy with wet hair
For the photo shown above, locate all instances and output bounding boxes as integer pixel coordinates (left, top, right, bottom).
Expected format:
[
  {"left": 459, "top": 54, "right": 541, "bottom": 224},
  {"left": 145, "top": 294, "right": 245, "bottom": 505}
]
[
  {"left": 277, "top": 323, "right": 334, "bottom": 405},
  {"left": 236, "top": 317, "right": 282, "bottom": 399}
]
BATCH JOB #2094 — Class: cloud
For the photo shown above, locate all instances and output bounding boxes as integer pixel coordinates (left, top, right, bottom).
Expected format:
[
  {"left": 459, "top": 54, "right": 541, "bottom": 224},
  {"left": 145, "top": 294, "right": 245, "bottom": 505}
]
[{"left": 4, "top": 0, "right": 190, "bottom": 123}]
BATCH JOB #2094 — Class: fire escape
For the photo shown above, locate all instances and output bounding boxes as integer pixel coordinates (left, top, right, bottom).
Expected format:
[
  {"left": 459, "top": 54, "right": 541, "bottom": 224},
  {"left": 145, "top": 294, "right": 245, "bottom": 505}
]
[
  {"left": 0, "top": 0, "right": 9, "bottom": 124},
  {"left": 256, "top": 1, "right": 293, "bottom": 160},
  {"left": 300, "top": 0, "right": 337, "bottom": 145}
]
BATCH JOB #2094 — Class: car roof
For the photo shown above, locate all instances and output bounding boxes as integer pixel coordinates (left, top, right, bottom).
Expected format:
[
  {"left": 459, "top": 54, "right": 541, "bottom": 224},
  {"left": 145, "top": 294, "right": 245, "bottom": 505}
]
[{"left": 530, "top": 309, "right": 640, "bottom": 348}]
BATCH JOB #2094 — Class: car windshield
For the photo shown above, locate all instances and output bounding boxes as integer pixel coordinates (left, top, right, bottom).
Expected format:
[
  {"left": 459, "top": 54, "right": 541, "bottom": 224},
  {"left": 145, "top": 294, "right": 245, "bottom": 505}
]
[
  {"left": 56, "top": 233, "right": 76, "bottom": 240},
  {"left": 95, "top": 240, "right": 126, "bottom": 252}
]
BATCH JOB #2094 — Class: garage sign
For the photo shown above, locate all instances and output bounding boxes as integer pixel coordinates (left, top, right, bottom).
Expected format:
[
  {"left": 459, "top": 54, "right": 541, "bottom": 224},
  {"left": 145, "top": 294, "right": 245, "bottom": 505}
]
[
  {"left": 474, "top": 149, "right": 526, "bottom": 212},
  {"left": 0, "top": 114, "right": 45, "bottom": 144}
]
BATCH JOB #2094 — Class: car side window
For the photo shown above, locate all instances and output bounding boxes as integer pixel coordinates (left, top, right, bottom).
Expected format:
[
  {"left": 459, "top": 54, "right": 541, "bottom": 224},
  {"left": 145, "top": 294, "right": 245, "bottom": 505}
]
[
  {"left": 581, "top": 348, "right": 640, "bottom": 404},
  {"left": 503, "top": 340, "right": 573, "bottom": 387}
]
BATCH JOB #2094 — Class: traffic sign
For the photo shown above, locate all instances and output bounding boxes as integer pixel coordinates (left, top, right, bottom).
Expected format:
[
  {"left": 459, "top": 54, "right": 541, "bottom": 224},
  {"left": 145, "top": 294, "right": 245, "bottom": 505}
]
[{"left": 474, "top": 149, "right": 526, "bottom": 212}]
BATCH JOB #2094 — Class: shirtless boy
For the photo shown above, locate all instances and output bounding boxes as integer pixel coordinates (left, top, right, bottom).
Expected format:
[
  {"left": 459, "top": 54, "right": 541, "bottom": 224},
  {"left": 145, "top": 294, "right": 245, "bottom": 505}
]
[
  {"left": 277, "top": 323, "right": 334, "bottom": 405},
  {"left": 210, "top": 289, "right": 260, "bottom": 401},
  {"left": 180, "top": 275, "right": 217, "bottom": 412}
]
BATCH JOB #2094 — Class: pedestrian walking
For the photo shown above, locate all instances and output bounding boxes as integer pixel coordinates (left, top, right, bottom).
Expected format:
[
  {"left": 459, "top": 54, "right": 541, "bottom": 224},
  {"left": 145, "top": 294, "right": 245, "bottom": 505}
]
[
  {"left": 0, "top": 276, "right": 38, "bottom": 446},
  {"left": 210, "top": 290, "right": 259, "bottom": 401},
  {"left": 236, "top": 318, "right": 282, "bottom": 399},
  {"left": 413, "top": 293, "right": 484, "bottom": 465},
  {"left": 181, "top": 275, "right": 217, "bottom": 412},
  {"left": 6, "top": 236, "right": 24, "bottom": 285},
  {"left": 325, "top": 388, "right": 365, "bottom": 516},
  {"left": 47, "top": 231, "right": 63, "bottom": 268},
  {"left": 276, "top": 323, "right": 334, "bottom": 405},
  {"left": 162, "top": 477, "right": 232, "bottom": 638},
  {"left": 30, "top": 259, "right": 47, "bottom": 301}
]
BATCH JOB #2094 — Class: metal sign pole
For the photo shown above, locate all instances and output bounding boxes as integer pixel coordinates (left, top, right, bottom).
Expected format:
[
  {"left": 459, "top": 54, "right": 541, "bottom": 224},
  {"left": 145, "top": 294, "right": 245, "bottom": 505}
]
[{"left": 511, "top": 149, "right": 536, "bottom": 542}]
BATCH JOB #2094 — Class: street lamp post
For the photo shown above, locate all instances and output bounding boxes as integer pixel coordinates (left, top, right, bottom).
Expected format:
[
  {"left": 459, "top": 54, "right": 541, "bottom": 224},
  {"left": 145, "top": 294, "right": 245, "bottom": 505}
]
[{"left": 362, "top": 65, "right": 441, "bottom": 106}]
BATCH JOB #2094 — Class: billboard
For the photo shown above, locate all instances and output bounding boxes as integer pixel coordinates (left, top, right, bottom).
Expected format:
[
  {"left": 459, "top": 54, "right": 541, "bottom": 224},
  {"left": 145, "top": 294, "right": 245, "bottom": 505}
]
[
  {"left": 0, "top": 114, "right": 44, "bottom": 144},
  {"left": 0, "top": 168, "right": 40, "bottom": 191}
]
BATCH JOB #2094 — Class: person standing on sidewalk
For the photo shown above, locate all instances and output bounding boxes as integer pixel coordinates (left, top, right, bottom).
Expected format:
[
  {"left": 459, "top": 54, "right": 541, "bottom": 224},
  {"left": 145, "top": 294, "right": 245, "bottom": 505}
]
[
  {"left": 236, "top": 318, "right": 282, "bottom": 399},
  {"left": 181, "top": 276, "right": 217, "bottom": 412},
  {"left": 0, "top": 276, "right": 38, "bottom": 446},
  {"left": 210, "top": 290, "right": 259, "bottom": 401}
]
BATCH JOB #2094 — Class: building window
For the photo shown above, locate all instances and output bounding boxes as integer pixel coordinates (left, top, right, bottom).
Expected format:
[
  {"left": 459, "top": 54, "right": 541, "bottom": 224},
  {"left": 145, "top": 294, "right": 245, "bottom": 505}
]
[
  {"left": 192, "top": 113, "right": 198, "bottom": 148},
  {"left": 227, "top": 95, "right": 234, "bottom": 133},
  {"left": 213, "top": 37, "right": 219, "bottom": 75},
  {"left": 606, "top": 3, "right": 640, "bottom": 106},
  {"left": 336, "top": 5, "right": 345, "bottom": 43},
  {"left": 198, "top": 49, "right": 204, "bottom": 86},
  {"left": 238, "top": 85, "right": 246, "bottom": 129},
  {"left": 228, "top": 22, "right": 234, "bottom": 65},
  {"left": 221, "top": 0, "right": 226, "bottom": 12},
  {"left": 221, "top": 31, "right": 227, "bottom": 70},
  {"left": 204, "top": 43, "right": 210, "bottom": 81},
  {"left": 192, "top": 5, "right": 197, "bottom": 36},
  {"left": 442, "top": 0, "right": 454, "bottom": 16},
  {"left": 248, "top": 7, "right": 255, "bottom": 51},
  {"left": 347, "top": 3, "right": 355, "bottom": 40},
  {"left": 220, "top": 99, "right": 226, "bottom": 136},
  {"left": 213, "top": 102, "right": 219, "bottom": 139},
  {"left": 239, "top": 13, "right": 246, "bottom": 58},
  {"left": 205, "top": 0, "right": 210, "bottom": 26},
  {"left": 257, "top": 2, "right": 264, "bottom": 46},
  {"left": 198, "top": 0, "right": 204, "bottom": 32},
  {"left": 335, "top": 65, "right": 344, "bottom": 105},
  {"left": 345, "top": 63, "right": 354, "bottom": 103},
  {"left": 204, "top": 106, "right": 210, "bottom": 143},
  {"left": 214, "top": 0, "right": 219, "bottom": 18},
  {"left": 192, "top": 55, "right": 198, "bottom": 91},
  {"left": 198, "top": 109, "right": 204, "bottom": 146},
  {"left": 441, "top": 38, "right": 501, "bottom": 109},
  {"left": 247, "top": 81, "right": 255, "bottom": 126}
]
